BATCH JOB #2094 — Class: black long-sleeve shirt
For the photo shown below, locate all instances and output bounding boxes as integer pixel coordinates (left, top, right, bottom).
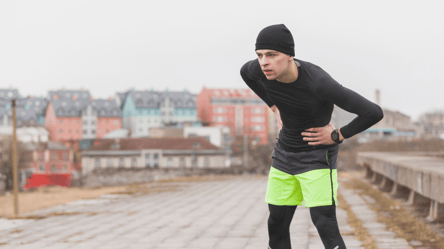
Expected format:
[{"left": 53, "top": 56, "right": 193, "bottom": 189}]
[{"left": 240, "top": 58, "right": 383, "bottom": 152}]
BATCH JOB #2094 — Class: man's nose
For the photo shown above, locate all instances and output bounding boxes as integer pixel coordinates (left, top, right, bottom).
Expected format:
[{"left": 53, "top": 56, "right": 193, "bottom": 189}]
[{"left": 259, "top": 57, "right": 269, "bottom": 67}]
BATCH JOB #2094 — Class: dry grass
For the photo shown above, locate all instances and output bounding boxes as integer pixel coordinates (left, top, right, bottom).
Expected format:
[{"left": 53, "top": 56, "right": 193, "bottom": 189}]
[
  {"left": 0, "top": 185, "right": 126, "bottom": 218},
  {"left": 337, "top": 191, "right": 378, "bottom": 249},
  {"left": 0, "top": 174, "right": 242, "bottom": 219},
  {"left": 340, "top": 171, "right": 444, "bottom": 249}
]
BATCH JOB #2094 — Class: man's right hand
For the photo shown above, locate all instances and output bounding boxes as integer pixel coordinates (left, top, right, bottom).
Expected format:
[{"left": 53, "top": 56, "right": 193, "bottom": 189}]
[{"left": 270, "top": 105, "right": 283, "bottom": 131}]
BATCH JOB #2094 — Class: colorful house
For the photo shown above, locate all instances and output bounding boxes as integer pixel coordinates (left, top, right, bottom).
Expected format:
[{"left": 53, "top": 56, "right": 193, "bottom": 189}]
[
  {"left": 0, "top": 89, "right": 48, "bottom": 127},
  {"left": 117, "top": 89, "right": 197, "bottom": 137},
  {"left": 24, "top": 141, "right": 80, "bottom": 189},
  {"left": 45, "top": 89, "right": 122, "bottom": 148},
  {"left": 197, "top": 88, "right": 269, "bottom": 144}
]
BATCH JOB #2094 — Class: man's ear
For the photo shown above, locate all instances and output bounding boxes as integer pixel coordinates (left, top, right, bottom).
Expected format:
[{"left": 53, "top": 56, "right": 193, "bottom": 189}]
[{"left": 288, "top": 55, "right": 294, "bottom": 61}]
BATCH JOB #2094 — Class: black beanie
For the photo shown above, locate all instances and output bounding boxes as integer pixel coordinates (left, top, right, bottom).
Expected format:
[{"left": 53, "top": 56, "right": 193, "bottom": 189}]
[{"left": 255, "top": 24, "right": 295, "bottom": 56}]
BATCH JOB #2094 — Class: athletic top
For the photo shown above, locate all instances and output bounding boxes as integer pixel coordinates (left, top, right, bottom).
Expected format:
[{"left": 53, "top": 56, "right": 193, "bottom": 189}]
[{"left": 240, "top": 58, "right": 384, "bottom": 153}]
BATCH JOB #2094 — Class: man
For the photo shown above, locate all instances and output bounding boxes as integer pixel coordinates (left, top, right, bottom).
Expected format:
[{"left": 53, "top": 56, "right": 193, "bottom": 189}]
[{"left": 240, "top": 24, "right": 383, "bottom": 249}]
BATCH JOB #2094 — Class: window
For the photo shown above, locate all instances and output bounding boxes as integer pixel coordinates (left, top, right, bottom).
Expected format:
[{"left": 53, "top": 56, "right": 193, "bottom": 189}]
[
  {"left": 52, "top": 164, "right": 58, "bottom": 172},
  {"left": 60, "top": 120, "right": 63, "bottom": 124},
  {"left": 39, "top": 163, "right": 45, "bottom": 171},
  {"left": 213, "top": 107, "right": 226, "bottom": 114},
  {"left": 107, "top": 158, "right": 113, "bottom": 167},
  {"left": 131, "top": 157, "right": 137, "bottom": 167},
  {"left": 191, "top": 155, "right": 197, "bottom": 167},
  {"left": 245, "top": 118, "right": 249, "bottom": 122},
  {"left": 92, "top": 130, "right": 96, "bottom": 134},
  {"left": 91, "top": 121, "right": 95, "bottom": 125},
  {"left": 63, "top": 152, "right": 69, "bottom": 160},
  {"left": 51, "top": 152, "right": 58, "bottom": 160},
  {"left": 114, "top": 120, "right": 118, "bottom": 125},
  {"left": 119, "top": 158, "right": 125, "bottom": 168},
  {"left": 83, "top": 121, "right": 87, "bottom": 125},
  {"left": 62, "top": 163, "right": 67, "bottom": 172},
  {"left": 245, "top": 108, "right": 249, "bottom": 113},
  {"left": 69, "top": 130, "right": 72, "bottom": 134},
  {"left": 167, "top": 157, "right": 173, "bottom": 167},
  {"left": 204, "top": 157, "right": 210, "bottom": 167},
  {"left": 83, "top": 130, "right": 87, "bottom": 134},
  {"left": 251, "top": 116, "right": 265, "bottom": 122},
  {"left": 77, "top": 130, "right": 80, "bottom": 133},
  {"left": 38, "top": 153, "right": 44, "bottom": 160},
  {"left": 213, "top": 116, "right": 226, "bottom": 122},
  {"left": 145, "top": 154, "right": 151, "bottom": 168},
  {"left": 60, "top": 129, "right": 63, "bottom": 133},
  {"left": 95, "top": 158, "right": 101, "bottom": 169},
  {"left": 153, "top": 154, "right": 159, "bottom": 168},
  {"left": 252, "top": 108, "right": 264, "bottom": 114},
  {"left": 252, "top": 125, "right": 264, "bottom": 131},
  {"left": 179, "top": 157, "right": 186, "bottom": 167}
]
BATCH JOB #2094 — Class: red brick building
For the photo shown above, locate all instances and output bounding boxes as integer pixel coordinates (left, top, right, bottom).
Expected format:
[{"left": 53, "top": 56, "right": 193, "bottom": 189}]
[
  {"left": 197, "top": 88, "right": 269, "bottom": 144},
  {"left": 44, "top": 89, "right": 122, "bottom": 149},
  {"left": 28, "top": 141, "right": 79, "bottom": 174}
]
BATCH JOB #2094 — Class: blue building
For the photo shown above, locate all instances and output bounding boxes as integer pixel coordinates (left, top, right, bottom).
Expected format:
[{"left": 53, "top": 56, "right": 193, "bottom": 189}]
[{"left": 116, "top": 89, "right": 198, "bottom": 137}]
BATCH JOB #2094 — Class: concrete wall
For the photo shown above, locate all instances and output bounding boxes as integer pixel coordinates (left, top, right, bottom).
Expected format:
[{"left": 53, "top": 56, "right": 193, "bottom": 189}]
[
  {"left": 357, "top": 152, "right": 444, "bottom": 203},
  {"left": 81, "top": 167, "right": 236, "bottom": 188}
]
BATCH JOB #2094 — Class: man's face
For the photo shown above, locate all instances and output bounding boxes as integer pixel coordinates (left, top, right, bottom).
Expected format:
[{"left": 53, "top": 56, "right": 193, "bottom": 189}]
[{"left": 256, "top": 49, "right": 293, "bottom": 81}]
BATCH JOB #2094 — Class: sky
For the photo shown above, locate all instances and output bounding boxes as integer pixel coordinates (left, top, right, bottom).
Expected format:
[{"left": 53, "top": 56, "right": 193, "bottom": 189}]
[{"left": 0, "top": 0, "right": 443, "bottom": 121}]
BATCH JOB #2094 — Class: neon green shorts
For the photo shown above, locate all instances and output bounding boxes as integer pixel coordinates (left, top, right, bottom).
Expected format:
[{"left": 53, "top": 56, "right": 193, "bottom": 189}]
[{"left": 265, "top": 166, "right": 338, "bottom": 208}]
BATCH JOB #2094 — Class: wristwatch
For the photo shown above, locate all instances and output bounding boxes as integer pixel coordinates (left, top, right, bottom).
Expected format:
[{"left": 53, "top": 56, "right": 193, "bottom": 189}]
[{"left": 331, "top": 129, "right": 343, "bottom": 144}]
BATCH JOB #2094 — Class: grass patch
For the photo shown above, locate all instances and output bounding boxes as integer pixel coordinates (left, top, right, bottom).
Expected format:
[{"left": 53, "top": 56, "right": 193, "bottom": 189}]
[
  {"left": 111, "top": 183, "right": 180, "bottom": 196},
  {"left": 6, "top": 215, "right": 46, "bottom": 220},
  {"left": 337, "top": 192, "right": 378, "bottom": 249},
  {"left": 341, "top": 172, "right": 444, "bottom": 249}
]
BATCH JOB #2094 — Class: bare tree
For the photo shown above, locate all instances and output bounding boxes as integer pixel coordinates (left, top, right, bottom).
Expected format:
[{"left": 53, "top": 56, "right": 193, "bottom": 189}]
[{"left": 0, "top": 137, "right": 33, "bottom": 190}]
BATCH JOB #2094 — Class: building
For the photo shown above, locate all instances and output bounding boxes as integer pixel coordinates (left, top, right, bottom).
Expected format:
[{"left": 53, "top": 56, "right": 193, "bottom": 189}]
[
  {"left": 45, "top": 89, "right": 121, "bottom": 147},
  {"left": 26, "top": 141, "right": 77, "bottom": 174},
  {"left": 22, "top": 141, "right": 79, "bottom": 189},
  {"left": 184, "top": 126, "right": 232, "bottom": 150},
  {"left": 81, "top": 137, "right": 227, "bottom": 175},
  {"left": 149, "top": 127, "right": 184, "bottom": 138},
  {"left": 360, "top": 108, "right": 416, "bottom": 142},
  {"left": 197, "top": 88, "right": 268, "bottom": 144},
  {"left": 0, "top": 126, "right": 49, "bottom": 144},
  {"left": 418, "top": 110, "right": 444, "bottom": 139},
  {"left": 118, "top": 89, "right": 198, "bottom": 137},
  {"left": 0, "top": 89, "right": 48, "bottom": 128}
]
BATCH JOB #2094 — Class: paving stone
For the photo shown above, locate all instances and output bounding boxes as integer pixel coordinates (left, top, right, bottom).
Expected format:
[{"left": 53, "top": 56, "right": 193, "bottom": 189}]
[{"left": 0, "top": 175, "right": 418, "bottom": 249}]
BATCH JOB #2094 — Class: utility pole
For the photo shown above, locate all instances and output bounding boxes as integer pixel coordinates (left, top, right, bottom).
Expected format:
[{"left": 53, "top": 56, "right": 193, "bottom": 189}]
[{"left": 11, "top": 99, "right": 19, "bottom": 216}]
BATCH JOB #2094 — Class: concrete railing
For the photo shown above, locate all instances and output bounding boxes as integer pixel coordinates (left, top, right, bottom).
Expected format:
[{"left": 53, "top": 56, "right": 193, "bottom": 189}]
[{"left": 357, "top": 152, "right": 444, "bottom": 222}]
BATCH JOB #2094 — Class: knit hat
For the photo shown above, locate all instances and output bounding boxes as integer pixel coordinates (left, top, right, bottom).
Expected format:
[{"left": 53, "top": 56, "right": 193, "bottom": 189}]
[{"left": 255, "top": 24, "right": 295, "bottom": 56}]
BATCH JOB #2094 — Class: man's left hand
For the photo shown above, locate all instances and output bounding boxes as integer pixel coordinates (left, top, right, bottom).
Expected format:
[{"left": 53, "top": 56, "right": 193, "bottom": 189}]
[{"left": 301, "top": 123, "right": 337, "bottom": 146}]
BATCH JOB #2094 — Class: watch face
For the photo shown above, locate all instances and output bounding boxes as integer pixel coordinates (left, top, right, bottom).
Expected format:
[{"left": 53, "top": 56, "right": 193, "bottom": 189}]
[{"left": 332, "top": 133, "right": 338, "bottom": 140}]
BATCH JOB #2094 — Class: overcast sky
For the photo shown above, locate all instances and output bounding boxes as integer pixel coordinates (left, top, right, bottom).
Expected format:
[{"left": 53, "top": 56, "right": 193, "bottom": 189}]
[{"left": 1, "top": 1, "right": 442, "bottom": 121}]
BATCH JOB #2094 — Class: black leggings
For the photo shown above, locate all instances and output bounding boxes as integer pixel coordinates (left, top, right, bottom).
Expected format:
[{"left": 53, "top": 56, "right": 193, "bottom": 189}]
[{"left": 268, "top": 202, "right": 346, "bottom": 249}]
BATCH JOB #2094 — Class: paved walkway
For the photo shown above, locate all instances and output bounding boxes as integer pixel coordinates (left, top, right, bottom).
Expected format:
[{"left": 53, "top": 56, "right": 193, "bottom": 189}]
[{"left": 0, "top": 175, "right": 415, "bottom": 249}]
